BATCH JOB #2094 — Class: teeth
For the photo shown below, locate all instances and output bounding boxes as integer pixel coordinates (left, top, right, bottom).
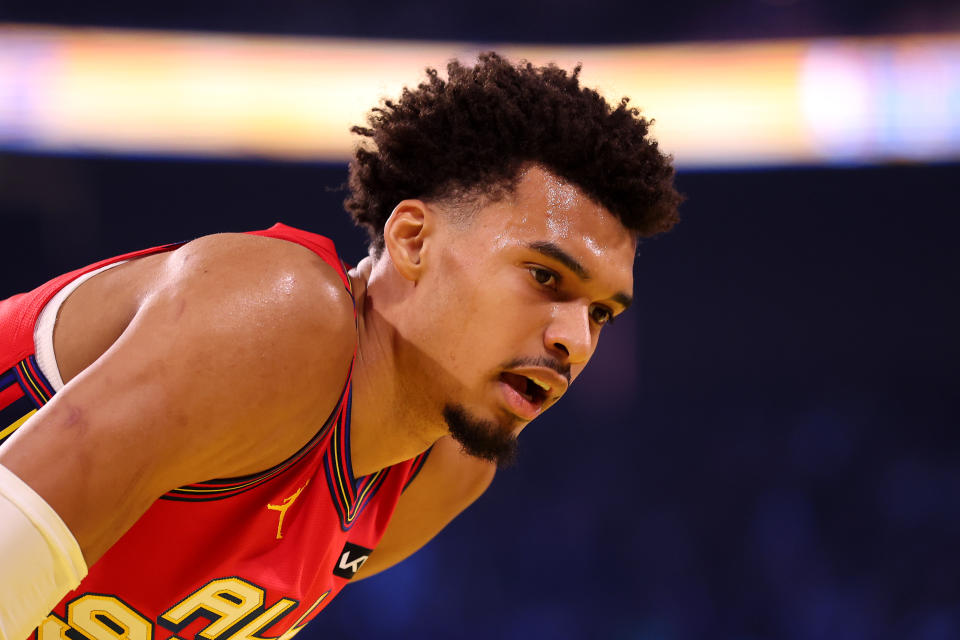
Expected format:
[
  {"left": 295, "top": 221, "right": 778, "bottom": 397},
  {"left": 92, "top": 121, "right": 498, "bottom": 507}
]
[{"left": 529, "top": 377, "right": 551, "bottom": 392}]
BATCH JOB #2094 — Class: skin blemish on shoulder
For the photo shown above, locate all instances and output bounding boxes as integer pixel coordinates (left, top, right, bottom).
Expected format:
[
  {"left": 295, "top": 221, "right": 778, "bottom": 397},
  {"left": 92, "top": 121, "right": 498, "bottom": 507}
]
[
  {"left": 53, "top": 400, "right": 88, "bottom": 437},
  {"left": 174, "top": 298, "right": 187, "bottom": 320},
  {"left": 64, "top": 403, "right": 82, "bottom": 424}
]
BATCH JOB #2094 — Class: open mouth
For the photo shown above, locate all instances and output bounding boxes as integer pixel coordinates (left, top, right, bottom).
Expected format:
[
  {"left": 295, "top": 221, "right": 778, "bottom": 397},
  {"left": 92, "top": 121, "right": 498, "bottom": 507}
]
[{"left": 499, "top": 372, "right": 549, "bottom": 406}]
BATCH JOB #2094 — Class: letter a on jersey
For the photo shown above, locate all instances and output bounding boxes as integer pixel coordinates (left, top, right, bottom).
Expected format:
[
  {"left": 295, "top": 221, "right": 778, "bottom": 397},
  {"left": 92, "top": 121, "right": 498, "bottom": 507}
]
[{"left": 333, "top": 541, "right": 373, "bottom": 579}]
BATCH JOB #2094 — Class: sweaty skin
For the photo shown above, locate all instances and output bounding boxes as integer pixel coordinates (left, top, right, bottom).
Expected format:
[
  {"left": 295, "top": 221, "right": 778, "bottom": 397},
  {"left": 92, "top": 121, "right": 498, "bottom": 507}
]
[
  {"left": 1, "top": 234, "right": 357, "bottom": 567},
  {"left": 352, "top": 165, "right": 638, "bottom": 575},
  {"left": 347, "top": 165, "right": 637, "bottom": 475},
  {"left": 0, "top": 164, "right": 637, "bottom": 585}
]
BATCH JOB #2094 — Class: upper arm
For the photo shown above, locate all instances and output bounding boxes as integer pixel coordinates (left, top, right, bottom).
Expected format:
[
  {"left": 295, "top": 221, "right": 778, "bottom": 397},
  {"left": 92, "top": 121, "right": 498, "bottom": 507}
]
[
  {"left": 353, "top": 436, "right": 496, "bottom": 580},
  {"left": 0, "top": 234, "right": 356, "bottom": 568}
]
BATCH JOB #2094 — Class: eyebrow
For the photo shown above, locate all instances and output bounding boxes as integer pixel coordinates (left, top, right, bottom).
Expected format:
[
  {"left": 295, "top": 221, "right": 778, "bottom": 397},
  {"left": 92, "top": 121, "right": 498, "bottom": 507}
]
[{"left": 528, "top": 241, "right": 633, "bottom": 311}]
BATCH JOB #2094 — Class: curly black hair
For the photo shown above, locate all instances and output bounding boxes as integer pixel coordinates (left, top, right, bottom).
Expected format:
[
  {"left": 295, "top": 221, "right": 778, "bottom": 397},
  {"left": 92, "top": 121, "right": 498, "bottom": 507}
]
[{"left": 346, "top": 52, "right": 681, "bottom": 254}]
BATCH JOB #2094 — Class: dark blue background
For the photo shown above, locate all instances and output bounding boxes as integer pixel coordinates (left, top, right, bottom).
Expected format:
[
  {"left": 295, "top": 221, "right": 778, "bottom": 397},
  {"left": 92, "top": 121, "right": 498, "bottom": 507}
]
[
  {"left": 1, "top": 154, "right": 956, "bottom": 639},
  {"left": 1, "top": 0, "right": 958, "bottom": 636}
]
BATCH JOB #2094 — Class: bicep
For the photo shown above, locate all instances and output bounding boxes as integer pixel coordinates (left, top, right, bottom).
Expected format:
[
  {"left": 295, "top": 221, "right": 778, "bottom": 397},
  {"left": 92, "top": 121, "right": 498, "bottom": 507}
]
[
  {"left": 0, "top": 245, "right": 354, "bottom": 568},
  {"left": 0, "top": 287, "right": 210, "bottom": 567},
  {"left": 353, "top": 436, "right": 496, "bottom": 580}
]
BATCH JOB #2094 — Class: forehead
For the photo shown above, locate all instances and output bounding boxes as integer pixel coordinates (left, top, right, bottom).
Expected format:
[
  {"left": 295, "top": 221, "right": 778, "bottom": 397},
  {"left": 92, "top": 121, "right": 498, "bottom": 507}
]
[{"left": 473, "top": 166, "right": 637, "bottom": 281}]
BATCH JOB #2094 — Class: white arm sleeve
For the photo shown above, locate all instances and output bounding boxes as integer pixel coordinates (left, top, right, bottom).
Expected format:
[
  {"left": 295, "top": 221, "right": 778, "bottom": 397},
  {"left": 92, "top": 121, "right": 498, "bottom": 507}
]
[{"left": 0, "top": 464, "right": 87, "bottom": 640}]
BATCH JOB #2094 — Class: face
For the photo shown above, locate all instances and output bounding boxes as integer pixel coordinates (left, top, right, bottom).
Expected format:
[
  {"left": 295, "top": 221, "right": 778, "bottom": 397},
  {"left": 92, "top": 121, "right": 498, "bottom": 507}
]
[{"left": 390, "top": 166, "right": 637, "bottom": 466}]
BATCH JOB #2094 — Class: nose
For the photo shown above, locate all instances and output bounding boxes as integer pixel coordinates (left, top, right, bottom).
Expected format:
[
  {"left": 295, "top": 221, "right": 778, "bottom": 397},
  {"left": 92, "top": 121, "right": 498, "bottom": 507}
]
[{"left": 543, "top": 301, "right": 593, "bottom": 365}]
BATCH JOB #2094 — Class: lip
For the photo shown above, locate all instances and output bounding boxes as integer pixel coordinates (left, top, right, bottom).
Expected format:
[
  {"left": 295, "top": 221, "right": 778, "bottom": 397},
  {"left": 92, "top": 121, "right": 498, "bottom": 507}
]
[
  {"left": 503, "top": 367, "right": 569, "bottom": 401},
  {"left": 498, "top": 379, "right": 546, "bottom": 421}
]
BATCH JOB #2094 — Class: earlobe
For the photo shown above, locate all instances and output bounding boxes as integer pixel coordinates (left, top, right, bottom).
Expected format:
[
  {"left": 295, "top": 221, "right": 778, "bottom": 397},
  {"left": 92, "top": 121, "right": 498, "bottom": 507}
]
[{"left": 383, "top": 200, "right": 431, "bottom": 282}]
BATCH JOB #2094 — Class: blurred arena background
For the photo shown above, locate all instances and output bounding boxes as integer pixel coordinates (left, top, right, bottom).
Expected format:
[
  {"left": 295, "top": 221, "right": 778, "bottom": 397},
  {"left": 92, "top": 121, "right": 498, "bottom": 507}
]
[{"left": 1, "top": 0, "right": 958, "bottom": 638}]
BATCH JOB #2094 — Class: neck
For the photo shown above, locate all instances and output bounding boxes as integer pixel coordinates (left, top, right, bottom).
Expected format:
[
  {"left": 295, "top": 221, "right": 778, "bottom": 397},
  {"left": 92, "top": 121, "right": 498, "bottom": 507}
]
[{"left": 346, "top": 256, "right": 444, "bottom": 477}]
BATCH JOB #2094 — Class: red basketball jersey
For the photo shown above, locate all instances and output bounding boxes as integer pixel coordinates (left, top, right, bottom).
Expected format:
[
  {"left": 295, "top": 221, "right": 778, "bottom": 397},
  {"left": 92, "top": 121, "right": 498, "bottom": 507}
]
[{"left": 0, "top": 224, "right": 429, "bottom": 640}]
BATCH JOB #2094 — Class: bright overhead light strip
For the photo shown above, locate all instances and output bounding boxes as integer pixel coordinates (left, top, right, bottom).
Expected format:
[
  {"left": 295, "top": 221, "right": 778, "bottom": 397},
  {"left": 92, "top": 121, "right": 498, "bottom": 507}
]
[{"left": 0, "top": 25, "right": 957, "bottom": 167}]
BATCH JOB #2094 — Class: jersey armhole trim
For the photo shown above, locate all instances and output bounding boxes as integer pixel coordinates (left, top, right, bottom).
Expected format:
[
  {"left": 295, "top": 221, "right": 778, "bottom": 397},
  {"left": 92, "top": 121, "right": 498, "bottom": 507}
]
[
  {"left": 160, "top": 376, "right": 349, "bottom": 503},
  {"left": 34, "top": 261, "right": 128, "bottom": 393},
  {"left": 0, "top": 356, "right": 56, "bottom": 447},
  {"left": 401, "top": 445, "right": 434, "bottom": 493}
]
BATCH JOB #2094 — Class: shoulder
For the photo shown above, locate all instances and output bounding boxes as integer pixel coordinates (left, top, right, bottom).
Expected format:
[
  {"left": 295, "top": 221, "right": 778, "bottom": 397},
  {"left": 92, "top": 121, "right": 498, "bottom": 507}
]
[
  {"left": 0, "top": 232, "right": 359, "bottom": 565},
  {"left": 114, "top": 231, "right": 358, "bottom": 478},
  {"left": 156, "top": 231, "right": 356, "bottom": 429},
  {"left": 155, "top": 232, "right": 356, "bottom": 360},
  {"left": 57, "top": 231, "right": 355, "bottom": 384},
  {"left": 165, "top": 232, "right": 353, "bottom": 313}
]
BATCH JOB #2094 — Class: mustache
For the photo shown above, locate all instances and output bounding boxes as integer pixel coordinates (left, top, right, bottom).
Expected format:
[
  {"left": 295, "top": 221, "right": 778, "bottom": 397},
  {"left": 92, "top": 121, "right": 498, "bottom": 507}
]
[{"left": 500, "top": 356, "right": 571, "bottom": 384}]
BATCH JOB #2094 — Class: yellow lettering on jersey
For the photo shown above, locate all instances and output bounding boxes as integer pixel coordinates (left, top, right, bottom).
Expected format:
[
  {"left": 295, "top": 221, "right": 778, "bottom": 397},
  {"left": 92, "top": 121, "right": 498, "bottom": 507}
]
[
  {"left": 219, "top": 599, "right": 297, "bottom": 640},
  {"left": 160, "top": 578, "right": 264, "bottom": 639},
  {"left": 67, "top": 595, "right": 152, "bottom": 640},
  {"left": 37, "top": 614, "right": 72, "bottom": 640},
  {"left": 269, "top": 592, "right": 330, "bottom": 640},
  {"left": 266, "top": 480, "right": 309, "bottom": 540}
]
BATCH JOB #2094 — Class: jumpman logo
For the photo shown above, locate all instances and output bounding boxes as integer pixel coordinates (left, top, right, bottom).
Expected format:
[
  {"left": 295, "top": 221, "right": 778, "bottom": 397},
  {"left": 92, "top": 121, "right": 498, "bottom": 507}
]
[{"left": 266, "top": 480, "right": 310, "bottom": 540}]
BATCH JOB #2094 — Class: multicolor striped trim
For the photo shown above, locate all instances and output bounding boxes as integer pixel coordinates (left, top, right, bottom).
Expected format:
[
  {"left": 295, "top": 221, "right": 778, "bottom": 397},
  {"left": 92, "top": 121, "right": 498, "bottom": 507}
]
[
  {"left": 323, "top": 383, "right": 391, "bottom": 531},
  {"left": 161, "top": 395, "right": 344, "bottom": 502},
  {"left": 402, "top": 446, "right": 433, "bottom": 493},
  {"left": 162, "top": 260, "right": 357, "bottom": 503},
  {"left": 0, "top": 356, "right": 55, "bottom": 446},
  {"left": 321, "top": 256, "right": 393, "bottom": 529}
]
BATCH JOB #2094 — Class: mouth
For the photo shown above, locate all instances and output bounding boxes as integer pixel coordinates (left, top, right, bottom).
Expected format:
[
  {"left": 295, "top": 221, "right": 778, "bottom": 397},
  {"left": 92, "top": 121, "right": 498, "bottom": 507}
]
[{"left": 498, "top": 372, "right": 550, "bottom": 421}]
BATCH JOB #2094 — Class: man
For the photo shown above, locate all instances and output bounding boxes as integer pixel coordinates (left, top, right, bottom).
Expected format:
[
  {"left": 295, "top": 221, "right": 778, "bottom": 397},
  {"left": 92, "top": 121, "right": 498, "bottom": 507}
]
[{"left": 0, "top": 52, "right": 681, "bottom": 640}]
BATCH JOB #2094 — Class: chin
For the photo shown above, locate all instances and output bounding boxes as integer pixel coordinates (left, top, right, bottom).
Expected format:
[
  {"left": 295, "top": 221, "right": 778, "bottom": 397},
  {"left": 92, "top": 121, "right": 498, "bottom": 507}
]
[{"left": 443, "top": 404, "right": 519, "bottom": 468}]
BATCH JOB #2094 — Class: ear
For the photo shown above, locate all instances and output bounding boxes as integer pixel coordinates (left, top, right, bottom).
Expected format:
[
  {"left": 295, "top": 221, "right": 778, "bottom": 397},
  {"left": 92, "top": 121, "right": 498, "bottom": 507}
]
[{"left": 383, "top": 199, "right": 433, "bottom": 282}]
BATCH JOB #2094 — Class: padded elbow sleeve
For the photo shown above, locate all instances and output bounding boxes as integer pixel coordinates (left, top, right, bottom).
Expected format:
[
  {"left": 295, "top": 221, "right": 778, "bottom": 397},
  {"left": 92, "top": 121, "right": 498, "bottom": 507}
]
[{"left": 0, "top": 464, "right": 87, "bottom": 640}]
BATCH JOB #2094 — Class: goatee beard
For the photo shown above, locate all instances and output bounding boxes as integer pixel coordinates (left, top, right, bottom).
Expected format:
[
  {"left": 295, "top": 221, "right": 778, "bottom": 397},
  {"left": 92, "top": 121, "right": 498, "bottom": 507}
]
[{"left": 443, "top": 404, "right": 518, "bottom": 468}]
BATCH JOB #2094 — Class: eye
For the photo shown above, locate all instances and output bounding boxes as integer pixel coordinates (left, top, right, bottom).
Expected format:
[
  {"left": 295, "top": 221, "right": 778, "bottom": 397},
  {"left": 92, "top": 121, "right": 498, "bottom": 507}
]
[
  {"left": 528, "top": 266, "right": 559, "bottom": 290},
  {"left": 590, "top": 305, "right": 615, "bottom": 326}
]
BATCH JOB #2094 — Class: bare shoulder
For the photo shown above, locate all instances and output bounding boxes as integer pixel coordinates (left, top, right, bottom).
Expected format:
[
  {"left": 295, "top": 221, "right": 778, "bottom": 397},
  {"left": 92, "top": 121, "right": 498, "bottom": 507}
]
[
  {"left": 152, "top": 233, "right": 355, "bottom": 372},
  {"left": 58, "top": 231, "right": 356, "bottom": 384},
  {"left": 162, "top": 232, "right": 355, "bottom": 333},
  {"left": 146, "top": 231, "right": 358, "bottom": 463},
  {"left": 0, "top": 230, "right": 358, "bottom": 566}
]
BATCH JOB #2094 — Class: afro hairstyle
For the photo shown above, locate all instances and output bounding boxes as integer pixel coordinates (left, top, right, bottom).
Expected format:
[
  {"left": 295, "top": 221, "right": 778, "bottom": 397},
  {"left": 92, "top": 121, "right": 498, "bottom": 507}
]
[{"left": 346, "top": 52, "right": 682, "bottom": 254}]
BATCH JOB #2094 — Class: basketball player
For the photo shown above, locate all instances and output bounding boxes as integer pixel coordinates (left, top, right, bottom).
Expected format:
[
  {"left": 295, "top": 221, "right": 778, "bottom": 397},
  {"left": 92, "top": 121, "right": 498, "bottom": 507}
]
[{"left": 0, "top": 53, "right": 681, "bottom": 640}]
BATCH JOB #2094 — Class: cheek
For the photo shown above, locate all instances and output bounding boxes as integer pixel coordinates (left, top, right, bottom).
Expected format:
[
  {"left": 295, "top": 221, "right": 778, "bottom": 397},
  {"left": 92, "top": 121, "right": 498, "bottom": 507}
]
[
  {"left": 419, "top": 273, "right": 497, "bottom": 364},
  {"left": 424, "top": 260, "right": 549, "bottom": 366}
]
